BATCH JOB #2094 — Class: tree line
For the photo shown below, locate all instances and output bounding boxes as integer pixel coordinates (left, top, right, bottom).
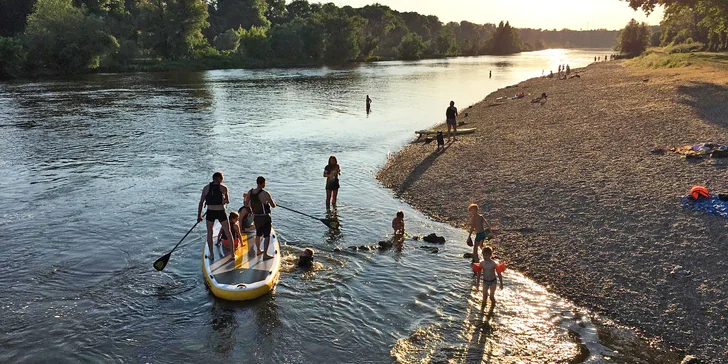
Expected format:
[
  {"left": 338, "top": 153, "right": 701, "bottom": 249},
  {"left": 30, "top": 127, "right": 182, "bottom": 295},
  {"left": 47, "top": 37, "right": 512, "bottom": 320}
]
[
  {"left": 0, "top": 0, "right": 619, "bottom": 79},
  {"left": 625, "top": 0, "right": 728, "bottom": 52}
]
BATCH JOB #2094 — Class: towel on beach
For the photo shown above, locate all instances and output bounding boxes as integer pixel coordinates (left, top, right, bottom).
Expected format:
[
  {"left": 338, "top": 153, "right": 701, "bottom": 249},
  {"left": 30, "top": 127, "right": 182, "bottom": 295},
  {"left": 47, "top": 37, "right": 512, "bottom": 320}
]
[
  {"left": 681, "top": 194, "right": 728, "bottom": 219},
  {"left": 671, "top": 143, "right": 728, "bottom": 158}
]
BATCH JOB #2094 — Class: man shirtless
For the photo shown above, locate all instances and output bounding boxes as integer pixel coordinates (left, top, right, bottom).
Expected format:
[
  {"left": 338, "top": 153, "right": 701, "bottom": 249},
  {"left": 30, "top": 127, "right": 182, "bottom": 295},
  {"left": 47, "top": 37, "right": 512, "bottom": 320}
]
[
  {"left": 468, "top": 203, "right": 492, "bottom": 262},
  {"left": 198, "top": 172, "right": 234, "bottom": 261}
]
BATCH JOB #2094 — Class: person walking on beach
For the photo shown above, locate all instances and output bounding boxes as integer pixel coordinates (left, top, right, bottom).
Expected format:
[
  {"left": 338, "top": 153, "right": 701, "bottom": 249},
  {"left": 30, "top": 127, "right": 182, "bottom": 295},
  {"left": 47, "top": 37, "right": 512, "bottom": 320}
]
[
  {"left": 476, "top": 246, "right": 503, "bottom": 313},
  {"left": 198, "top": 172, "right": 234, "bottom": 261},
  {"left": 446, "top": 101, "right": 458, "bottom": 142},
  {"left": 324, "top": 155, "right": 341, "bottom": 210},
  {"left": 248, "top": 176, "right": 276, "bottom": 260},
  {"left": 366, "top": 95, "right": 372, "bottom": 114}
]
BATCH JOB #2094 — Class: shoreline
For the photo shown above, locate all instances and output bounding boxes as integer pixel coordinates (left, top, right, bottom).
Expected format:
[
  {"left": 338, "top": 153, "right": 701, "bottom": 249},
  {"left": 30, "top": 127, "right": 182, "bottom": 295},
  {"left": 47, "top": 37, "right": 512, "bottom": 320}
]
[{"left": 377, "top": 61, "right": 728, "bottom": 362}]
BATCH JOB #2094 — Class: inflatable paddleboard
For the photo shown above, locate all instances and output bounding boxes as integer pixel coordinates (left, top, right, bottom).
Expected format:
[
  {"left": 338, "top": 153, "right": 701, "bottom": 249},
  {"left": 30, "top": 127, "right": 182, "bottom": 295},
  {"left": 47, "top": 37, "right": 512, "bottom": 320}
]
[
  {"left": 415, "top": 128, "right": 476, "bottom": 136},
  {"left": 202, "top": 224, "right": 281, "bottom": 301}
]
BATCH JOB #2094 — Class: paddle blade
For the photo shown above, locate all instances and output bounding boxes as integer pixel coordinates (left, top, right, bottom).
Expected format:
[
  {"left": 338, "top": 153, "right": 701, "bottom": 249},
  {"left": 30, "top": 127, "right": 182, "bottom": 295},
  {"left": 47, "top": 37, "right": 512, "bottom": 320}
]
[
  {"left": 322, "top": 218, "right": 339, "bottom": 229},
  {"left": 153, "top": 253, "right": 171, "bottom": 271}
]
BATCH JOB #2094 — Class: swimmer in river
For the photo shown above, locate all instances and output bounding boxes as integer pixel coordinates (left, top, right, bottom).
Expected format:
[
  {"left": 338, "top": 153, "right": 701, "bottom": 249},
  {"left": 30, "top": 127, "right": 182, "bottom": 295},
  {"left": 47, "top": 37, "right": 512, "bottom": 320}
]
[
  {"left": 467, "top": 203, "right": 492, "bottom": 262},
  {"left": 476, "top": 246, "right": 503, "bottom": 313},
  {"left": 298, "top": 248, "right": 315, "bottom": 269}
]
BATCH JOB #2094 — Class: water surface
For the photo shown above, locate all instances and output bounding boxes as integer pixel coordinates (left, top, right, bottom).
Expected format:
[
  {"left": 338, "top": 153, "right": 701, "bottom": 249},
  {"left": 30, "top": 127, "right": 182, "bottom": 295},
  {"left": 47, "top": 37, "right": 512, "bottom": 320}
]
[{"left": 0, "top": 50, "right": 674, "bottom": 363}]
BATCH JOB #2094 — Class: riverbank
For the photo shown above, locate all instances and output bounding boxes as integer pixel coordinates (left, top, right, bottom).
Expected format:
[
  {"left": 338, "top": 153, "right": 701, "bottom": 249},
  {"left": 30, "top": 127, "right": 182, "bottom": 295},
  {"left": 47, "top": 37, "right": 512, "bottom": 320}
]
[{"left": 377, "top": 60, "right": 728, "bottom": 362}]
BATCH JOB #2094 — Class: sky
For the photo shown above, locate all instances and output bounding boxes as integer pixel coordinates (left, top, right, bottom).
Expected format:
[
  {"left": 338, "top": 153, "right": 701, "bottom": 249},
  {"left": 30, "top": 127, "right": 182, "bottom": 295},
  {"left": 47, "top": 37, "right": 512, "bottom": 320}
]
[{"left": 329, "top": 0, "right": 664, "bottom": 30}]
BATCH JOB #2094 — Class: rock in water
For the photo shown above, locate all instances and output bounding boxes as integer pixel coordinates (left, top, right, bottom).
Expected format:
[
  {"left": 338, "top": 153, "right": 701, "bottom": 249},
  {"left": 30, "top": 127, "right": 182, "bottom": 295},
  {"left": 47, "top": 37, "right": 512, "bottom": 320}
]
[
  {"left": 422, "top": 233, "right": 446, "bottom": 244},
  {"left": 463, "top": 253, "right": 473, "bottom": 259},
  {"left": 681, "top": 355, "right": 700, "bottom": 364}
]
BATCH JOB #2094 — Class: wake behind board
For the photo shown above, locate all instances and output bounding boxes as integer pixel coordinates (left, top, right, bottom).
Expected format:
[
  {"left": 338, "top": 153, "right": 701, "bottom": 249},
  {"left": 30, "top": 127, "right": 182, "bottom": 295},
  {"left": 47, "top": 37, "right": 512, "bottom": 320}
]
[
  {"left": 202, "top": 224, "right": 281, "bottom": 301},
  {"left": 415, "top": 128, "right": 476, "bottom": 136}
]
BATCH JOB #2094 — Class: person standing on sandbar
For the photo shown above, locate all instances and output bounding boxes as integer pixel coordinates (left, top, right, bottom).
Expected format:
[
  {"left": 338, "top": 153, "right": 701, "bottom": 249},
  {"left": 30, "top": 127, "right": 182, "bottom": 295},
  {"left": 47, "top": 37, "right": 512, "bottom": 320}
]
[
  {"left": 198, "top": 172, "right": 234, "bottom": 261},
  {"left": 248, "top": 176, "right": 276, "bottom": 260},
  {"left": 446, "top": 101, "right": 459, "bottom": 142}
]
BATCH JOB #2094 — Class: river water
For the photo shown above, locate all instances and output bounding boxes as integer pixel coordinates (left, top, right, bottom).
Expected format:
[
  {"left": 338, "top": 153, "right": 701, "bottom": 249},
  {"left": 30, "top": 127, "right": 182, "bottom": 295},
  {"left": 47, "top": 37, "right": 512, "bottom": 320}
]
[{"left": 0, "top": 49, "right": 677, "bottom": 363}]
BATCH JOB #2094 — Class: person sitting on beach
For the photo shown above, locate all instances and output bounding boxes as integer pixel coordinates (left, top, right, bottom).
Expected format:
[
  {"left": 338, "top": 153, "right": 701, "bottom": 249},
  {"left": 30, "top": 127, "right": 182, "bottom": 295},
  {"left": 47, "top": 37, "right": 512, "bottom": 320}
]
[
  {"left": 531, "top": 92, "right": 547, "bottom": 104},
  {"left": 445, "top": 101, "right": 458, "bottom": 142},
  {"left": 217, "top": 211, "right": 242, "bottom": 253},
  {"left": 475, "top": 246, "right": 504, "bottom": 313},
  {"left": 298, "top": 248, "right": 315, "bottom": 269},
  {"left": 468, "top": 203, "right": 492, "bottom": 262}
]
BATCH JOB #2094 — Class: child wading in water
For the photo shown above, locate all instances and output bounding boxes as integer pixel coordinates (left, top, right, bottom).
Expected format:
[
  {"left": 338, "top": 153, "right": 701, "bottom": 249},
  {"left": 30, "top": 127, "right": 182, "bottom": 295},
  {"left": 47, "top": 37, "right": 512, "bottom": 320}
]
[
  {"left": 392, "top": 211, "right": 405, "bottom": 248},
  {"left": 475, "top": 246, "right": 503, "bottom": 313},
  {"left": 467, "top": 203, "right": 493, "bottom": 262}
]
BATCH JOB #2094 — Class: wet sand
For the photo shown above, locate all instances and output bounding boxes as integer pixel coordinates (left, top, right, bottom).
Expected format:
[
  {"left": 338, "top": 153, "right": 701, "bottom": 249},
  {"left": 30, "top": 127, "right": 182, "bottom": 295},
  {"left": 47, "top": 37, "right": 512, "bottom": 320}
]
[{"left": 377, "top": 61, "right": 728, "bottom": 362}]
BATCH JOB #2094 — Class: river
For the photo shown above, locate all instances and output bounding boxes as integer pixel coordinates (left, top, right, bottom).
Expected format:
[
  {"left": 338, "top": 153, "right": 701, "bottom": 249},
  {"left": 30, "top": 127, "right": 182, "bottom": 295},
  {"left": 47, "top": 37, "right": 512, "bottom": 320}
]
[{"left": 0, "top": 49, "right": 677, "bottom": 363}]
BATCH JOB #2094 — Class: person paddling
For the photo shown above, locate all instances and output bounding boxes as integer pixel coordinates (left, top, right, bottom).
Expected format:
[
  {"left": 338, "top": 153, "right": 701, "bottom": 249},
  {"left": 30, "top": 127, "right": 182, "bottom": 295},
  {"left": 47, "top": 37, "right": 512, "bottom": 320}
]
[
  {"left": 446, "top": 101, "right": 458, "bottom": 142},
  {"left": 198, "top": 172, "right": 234, "bottom": 261},
  {"left": 248, "top": 176, "right": 276, "bottom": 260}
]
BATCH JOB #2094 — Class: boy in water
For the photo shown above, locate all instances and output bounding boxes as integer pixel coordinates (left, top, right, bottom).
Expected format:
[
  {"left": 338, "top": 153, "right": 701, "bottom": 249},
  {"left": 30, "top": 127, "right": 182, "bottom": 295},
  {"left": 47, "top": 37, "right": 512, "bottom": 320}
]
[
  {"left": 392, "top": 211, "right": 405, "bottom": 248},
  {"left": 467, "top": 203, "right": 492, "bottom": 262},
  {"left": 475, "top": 246, "right": 503, "bottom": 313}
]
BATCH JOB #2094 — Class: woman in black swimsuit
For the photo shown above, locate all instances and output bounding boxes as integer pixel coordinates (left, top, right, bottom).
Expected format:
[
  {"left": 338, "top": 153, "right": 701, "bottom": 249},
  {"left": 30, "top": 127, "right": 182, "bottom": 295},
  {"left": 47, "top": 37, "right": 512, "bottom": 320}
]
[{"left": 324, "top": 155, "right": 341, "bottom": 210}]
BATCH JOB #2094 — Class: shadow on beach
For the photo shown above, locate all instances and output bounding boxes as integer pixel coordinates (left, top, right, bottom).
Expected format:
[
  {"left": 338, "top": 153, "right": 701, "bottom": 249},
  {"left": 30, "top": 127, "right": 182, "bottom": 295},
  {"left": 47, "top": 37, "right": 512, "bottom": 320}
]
[
  {"left": 677, "top": 81, "right": 728, "bottom": 128},
  {"left": 396, "top": 143, "right": 451, "bottom": 195}
]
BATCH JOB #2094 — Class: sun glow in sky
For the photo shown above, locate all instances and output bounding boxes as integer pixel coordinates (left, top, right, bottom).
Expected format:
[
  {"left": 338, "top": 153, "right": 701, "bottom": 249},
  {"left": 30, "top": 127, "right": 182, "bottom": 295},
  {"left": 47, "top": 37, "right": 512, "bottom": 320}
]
[{"left": 330, "top": 0, "right": 663, "bottom": 30}]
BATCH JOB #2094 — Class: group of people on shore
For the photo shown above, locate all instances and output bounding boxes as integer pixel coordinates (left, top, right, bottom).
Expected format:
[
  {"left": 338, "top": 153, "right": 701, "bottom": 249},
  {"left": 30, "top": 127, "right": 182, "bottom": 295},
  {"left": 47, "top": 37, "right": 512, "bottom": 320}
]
[{"left": 595, "top": 54, "right": 616, "bottom": 62}]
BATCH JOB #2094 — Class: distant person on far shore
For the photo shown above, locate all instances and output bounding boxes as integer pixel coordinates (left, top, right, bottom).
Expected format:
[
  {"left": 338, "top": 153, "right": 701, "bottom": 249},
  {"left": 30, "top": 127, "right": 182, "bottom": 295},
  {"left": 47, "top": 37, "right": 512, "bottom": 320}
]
[
  {"left": 594, "top": 56, "right": 597, "bottom": 62},
  {"left": 324, "top": 155, "right": 341, "bottom": 210},
  {"left": 446, "top": 101, "right": 459, "bottom": 142},
  {"left": 558, "top": 65, "right": 561, "bottom": 73},
  {"left": 366, "top": 95, "right": 372, "bottom": 113},
  {"left": 476, "top": 246, "right": 504, "bottom": 313},
  {"left": 565, "top": 64, "right": 570, "bottom": 75},
  {"left": 489, "top": 70, "right": 492, "bottom": 78}
]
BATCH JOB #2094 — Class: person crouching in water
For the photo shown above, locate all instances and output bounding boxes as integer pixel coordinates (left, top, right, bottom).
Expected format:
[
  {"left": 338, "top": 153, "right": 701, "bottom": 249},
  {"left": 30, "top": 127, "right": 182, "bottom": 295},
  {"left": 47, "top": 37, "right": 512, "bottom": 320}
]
[
  {"left": 468, "top": 203, "right": 492, "bottom": 262},
  {"left": 298, "top": 248, "right": 315, "bottom": 269},
  {"left": 217, "top": 211, "right": 242, "bottom": 254},
  {"left": 475, "top": 246, "right": 503, "bottom": 313}
]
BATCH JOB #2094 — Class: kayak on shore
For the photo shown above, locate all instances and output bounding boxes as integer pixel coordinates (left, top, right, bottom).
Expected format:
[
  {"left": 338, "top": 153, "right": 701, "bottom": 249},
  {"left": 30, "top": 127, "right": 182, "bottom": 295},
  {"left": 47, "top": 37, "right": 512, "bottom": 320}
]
[
  {"left": 415, "top": 128, "right": 476, "bottom": 136},
  {"left": 202, "top": 224, "right": 281, "bottom": 301}
]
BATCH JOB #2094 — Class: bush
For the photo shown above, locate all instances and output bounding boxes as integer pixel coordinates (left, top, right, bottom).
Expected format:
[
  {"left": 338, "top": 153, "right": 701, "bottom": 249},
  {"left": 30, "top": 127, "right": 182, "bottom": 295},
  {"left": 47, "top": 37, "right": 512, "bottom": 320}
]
[
  {"left": 213, "top": 29, "right": 240, "bottom": 53},
  {"left": 397, "top": 32, "right": 426, "bottom": 60},
  {"left": 666, "top": 40, "right": 706, "bottom": 54},
  {"left": 0, "top": 36, "right": 27, "bottom": 78},
  {"left": 238, "top": 26, "right": 271, "bottom": 60}
]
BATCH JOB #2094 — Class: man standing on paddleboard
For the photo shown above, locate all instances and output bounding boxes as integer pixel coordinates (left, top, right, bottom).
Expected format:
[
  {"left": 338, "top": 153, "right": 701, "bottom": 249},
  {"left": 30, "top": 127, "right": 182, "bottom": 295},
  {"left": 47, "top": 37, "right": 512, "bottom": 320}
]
[
  {"left": 248, "top": 176, "right": 277, "bottom": 260},
  {"left": 198, "top": 172, "right": 233, "bottom": 261}
]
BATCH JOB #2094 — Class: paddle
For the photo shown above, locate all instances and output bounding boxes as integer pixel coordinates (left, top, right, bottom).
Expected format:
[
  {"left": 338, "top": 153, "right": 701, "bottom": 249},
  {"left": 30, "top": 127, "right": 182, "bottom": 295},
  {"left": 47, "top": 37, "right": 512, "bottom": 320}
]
[
  {"left": 277, "top": 204, "right": 339, "bottom": 229},
  {"left": 153, "top": 214, "right": 205, "bottom": 271}
]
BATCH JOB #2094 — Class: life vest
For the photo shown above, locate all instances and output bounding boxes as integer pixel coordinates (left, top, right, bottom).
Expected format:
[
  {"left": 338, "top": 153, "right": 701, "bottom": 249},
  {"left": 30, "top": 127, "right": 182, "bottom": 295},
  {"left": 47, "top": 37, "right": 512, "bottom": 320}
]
[
  {"left": 205, "top": 183, "right": 223, "bottom": 205},
  {"left": 690, "top": 185, "right": 710, "bottom": 200}
]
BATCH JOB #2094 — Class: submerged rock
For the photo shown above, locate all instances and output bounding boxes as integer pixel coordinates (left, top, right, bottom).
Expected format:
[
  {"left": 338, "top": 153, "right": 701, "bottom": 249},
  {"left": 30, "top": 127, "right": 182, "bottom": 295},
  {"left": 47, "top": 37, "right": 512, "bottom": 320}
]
[{"left": 681, "top": 355, "right": 701, "bottom": 364}]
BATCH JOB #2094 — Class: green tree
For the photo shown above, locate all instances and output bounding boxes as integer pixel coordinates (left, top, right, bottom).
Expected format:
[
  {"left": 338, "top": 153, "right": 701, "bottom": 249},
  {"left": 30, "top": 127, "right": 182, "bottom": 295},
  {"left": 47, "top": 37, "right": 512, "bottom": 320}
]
[
  {"left": 0, "top": 0, "right": 38, "bottom": 36},
  {"left": 616, "top": 18, "right": 651, "bottom": 56},
  {"left": 322, "top": 13, "right": 365, "bottom": 64},
  {"left": 357, "top": 4, "right": 397, "bottom": 59},
  {"left": 238, "top": 25, "right": 270, "bottom": 60},
  {"left": 213, "top": 28, "right": 240, "bottom": 52},
  {"left": 0, "top": 36, "right": 27, "bottom": 78},
  {"left": 270, "top": 21, "right": 305, "bottom": 61},
  {"left": 208, "top": 0, "right": 270, "bottom": 37},
  {"left": 286, "top": 0, "right": 312, "bottom": 20},
  {"left": 489, "top": 21, "right": 523, "bottom": 55},
  {"left": 138, "top": 0, "right": 209, "bottom": 59},
  {"left": 397, "top": 32, "right": 426, "bottom": 60},
  {"left": 433, "top": 23, "right": 457, "bottom": 56},
  {"left": 266, "top": 0, "right": 287, "bottom": 25},
  {"left": 24, "top": 0, "right": 118, "bottom": 73}
]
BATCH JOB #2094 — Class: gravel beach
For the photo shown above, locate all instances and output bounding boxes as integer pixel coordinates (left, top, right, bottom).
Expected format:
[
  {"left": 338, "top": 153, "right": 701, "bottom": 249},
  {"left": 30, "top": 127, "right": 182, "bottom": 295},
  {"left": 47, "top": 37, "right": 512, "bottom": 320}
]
[{"left": 377, "top": 61, "right": 728, "bottom": 362}]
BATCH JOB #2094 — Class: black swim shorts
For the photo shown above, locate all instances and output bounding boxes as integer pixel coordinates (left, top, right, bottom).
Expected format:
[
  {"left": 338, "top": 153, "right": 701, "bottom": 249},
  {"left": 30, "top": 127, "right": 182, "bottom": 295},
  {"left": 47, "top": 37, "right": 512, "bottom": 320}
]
[
  {"left": 206, "top": 209, "right": 228, "bottom": 223},
  {"left": 254, "top": 215, "right": 272, "bottom": 237}
]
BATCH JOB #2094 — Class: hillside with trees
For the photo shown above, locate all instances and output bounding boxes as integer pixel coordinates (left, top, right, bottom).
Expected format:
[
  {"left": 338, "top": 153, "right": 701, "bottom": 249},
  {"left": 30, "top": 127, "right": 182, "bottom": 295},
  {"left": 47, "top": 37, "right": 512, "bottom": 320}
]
[{"left": 0, "top": 0, "right": 622, "bottom": 78}]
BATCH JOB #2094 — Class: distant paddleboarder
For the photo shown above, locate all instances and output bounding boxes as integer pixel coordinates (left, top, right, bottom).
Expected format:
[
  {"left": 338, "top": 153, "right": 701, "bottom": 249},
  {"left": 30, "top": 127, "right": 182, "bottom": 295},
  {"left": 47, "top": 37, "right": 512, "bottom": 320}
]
[{"left": 198, "top": 172, "right": 234, "bottom": 261}]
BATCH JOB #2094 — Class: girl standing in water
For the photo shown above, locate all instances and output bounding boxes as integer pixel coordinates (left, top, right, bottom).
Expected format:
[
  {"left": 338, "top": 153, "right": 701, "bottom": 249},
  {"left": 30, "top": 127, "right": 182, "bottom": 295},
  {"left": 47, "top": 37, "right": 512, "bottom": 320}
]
[{"left": 324, "top": 155, "right": 341, "bottom": 210}]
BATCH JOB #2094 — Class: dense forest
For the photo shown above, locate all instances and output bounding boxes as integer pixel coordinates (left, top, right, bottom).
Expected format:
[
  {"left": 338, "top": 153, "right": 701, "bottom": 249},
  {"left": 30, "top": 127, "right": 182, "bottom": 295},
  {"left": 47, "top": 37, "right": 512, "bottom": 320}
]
[{"left": 0, "top": 0, "right": 619, "bottom": 79}]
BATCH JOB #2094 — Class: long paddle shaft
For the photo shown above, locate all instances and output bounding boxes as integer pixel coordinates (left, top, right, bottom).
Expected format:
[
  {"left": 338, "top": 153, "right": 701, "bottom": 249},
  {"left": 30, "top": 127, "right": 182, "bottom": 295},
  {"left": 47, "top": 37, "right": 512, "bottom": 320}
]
[
  {"left": 277, "top": 204, "right": 338, "bottom": 229},
  {"left": 153, "top": 213, "right": 205, "bottom": 271}
]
